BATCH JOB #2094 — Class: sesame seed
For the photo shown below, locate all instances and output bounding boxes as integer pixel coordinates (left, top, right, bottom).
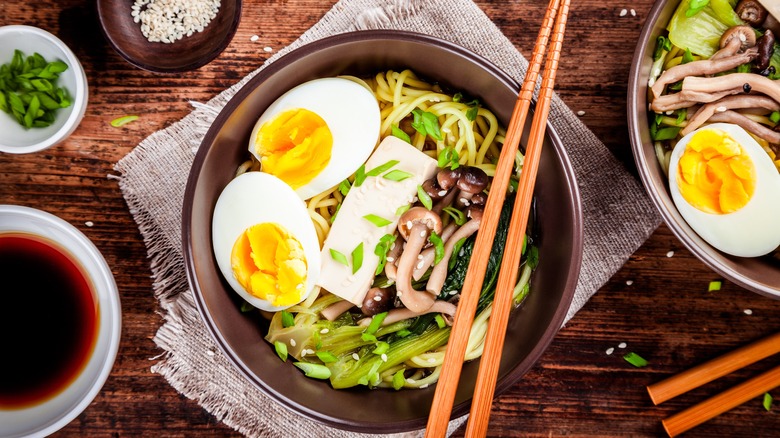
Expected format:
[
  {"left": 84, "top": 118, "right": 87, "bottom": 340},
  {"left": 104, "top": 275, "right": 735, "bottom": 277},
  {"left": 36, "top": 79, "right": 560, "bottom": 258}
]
[
  {"left": 352, "top": 353, "right": 360, "bottom": 360},
  {"left": 420, "top": 384, "right": 430, "bottom": 389},
  {"left": 406, "top": 221, "right": 413, "bottom": 229},
  {"left": 618, "top": 342, "right": 627, "bottom": 349},
  {"left": 438, "top": 190, "right": 447, "bottom": 196},
  {"left": 744, "top": 309, "right": 753, "bottom": 315},
  {"left": 263, "top": 46, "right": 273, "bottom": 52},
  {"left": 620, "top": 8, "right": 628, "bottom": 16},
  {"left": 406, "top": 378, "right": 416, "bottom": 384},
  {"left": 320, "top": 328, "right": 329, "bottom": 334},
  {"left": 606, "top": 347, "right": 614, "bottom": 355},
  {"left": 417, "top": 254, "right": 424, "bottom": 260},
  {"left": 626, "top": 280, "right": 634, "bottom": 286},
  {"left": 416, "top": 260, "right": 424, "bottom": 269},
  {"left": 374, "top": 296, "right": 382, "bottom": 301},
  {"left": 85, "top": 221, "right": 94, "bottom": 227},
  {"left": 381, "top": 354, "right": 388, "bottom": 362},
  {"left": 420, "top": 230, "right": 426, "bottom": 238},
  {"left": 630, "top": 8, "right": 636, "bottom": 16},
  {"left": 397, "top": 291, "right": 403, "bottom": 297},
  {"left": 666, "top": 251, "right": 675, "bottom": 258},
  {"left": 206, "top": 349, "right": 215, "bottom": 356},
  {"left": 250, "top": 35, "right": 259, "bottom": 42},
  {"left": 716, "top": 106, "right": 727, "bottom": 112},
  {"left": 577, "top": 110, "right": 585, "bottom": 116},
  {"left": 289, "top": 339, "right": 296, "bottom": 347},
  {"left": 387, "top": 256, "right": 395, "bottom": 263}
]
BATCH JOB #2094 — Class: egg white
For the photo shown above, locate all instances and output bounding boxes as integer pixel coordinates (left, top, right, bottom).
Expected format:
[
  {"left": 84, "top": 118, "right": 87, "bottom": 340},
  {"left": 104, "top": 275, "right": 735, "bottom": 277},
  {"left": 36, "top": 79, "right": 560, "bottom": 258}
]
[
  {"left": 248, "top": 77, "right": 380, "bottom": 200},
  {"left": 212, "top": 172, "right": 321, "bottom": 311},
  {"left": 668, "top": 122, "right": 780, "bottom": 257}
]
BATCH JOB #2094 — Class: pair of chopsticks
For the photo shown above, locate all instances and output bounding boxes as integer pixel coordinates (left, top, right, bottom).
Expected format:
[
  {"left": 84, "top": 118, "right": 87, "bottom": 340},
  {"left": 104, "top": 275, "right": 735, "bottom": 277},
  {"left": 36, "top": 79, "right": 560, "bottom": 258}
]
[
  {"left": 647, "top": 332, "right": 780, "bottom": 437},
  {"left": 424, "top": 0, "right": 571, "bottom": 436}
]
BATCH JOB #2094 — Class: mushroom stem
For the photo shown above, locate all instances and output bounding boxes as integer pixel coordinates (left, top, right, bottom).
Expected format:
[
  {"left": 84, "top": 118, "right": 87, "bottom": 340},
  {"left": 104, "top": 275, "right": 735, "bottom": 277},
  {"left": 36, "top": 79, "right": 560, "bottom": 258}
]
[
  {"left": 426, "top": 219, "right": 482, "bottom": 296},
  {"left": 682, "top": 95, "right": 780, "bottom": 136},
  {"left": 321, "top": 299, "right": 355, "bottom": 321},
  {"left": 651, "top": 90, "right": 735, "bottom": 112},
  {"left": 383, "top": 234, "right": 404, "bottom": 282},
  {"left": 682, "top": 73, "right": 780, "bottom": 103},
  {"left": 395, "top": 223, "right": 436, "bottom": 313},
  {"left": 358, "top": 300, "right": 458, "bottom": 327},
  {"left": 651, "top": 48, "right": 758, "bottom": 98},
  {"left": 413, "top": 222, "right": 458, "bottom": 281},
  {"left": 708, "top": 110, "right": 780, "bottom": 143}
]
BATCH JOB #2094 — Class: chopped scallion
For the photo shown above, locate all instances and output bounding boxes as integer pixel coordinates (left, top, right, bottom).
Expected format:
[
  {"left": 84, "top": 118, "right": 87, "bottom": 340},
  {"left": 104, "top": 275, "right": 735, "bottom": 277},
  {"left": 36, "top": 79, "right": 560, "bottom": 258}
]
[
  {"left": 395, "top": 204, "right": 410, "bottom": 216},
  {"left": 623, "top": 352, "right": 648, "bottom": 368},
  {"left": 361, "top": 333, "right": 378, "bottom": 342},
  {"left": 281, "top": 310, "right": 295, "bottom": 328},
  {"left": 383, "top": 169, "right": 413, "bottom": 182},
  {"left": 294, "top": 362, "right": 332, "bottom": 379},
  {"left": 430, "top": 231, "right": 444, "bottom": 264},
  {"left": 366, "top": 159, "right": 399, "bottom": 177},
  {"left": 764, "top": 392, "right": 773, "bottom": 411},
  {"left": 365, "top": 311, "right": 388, "bottom": 335},
  {"left": 391, "top": 125, "right": 411, "bottom": 143},
  {"left": 372, "top": 342, "right": 390, "bottom": 355},
  {"left": 397, "top": 329, "right": 411, "bottom": 338},
  {"left": 442, "top": 206, "right": 466, "bottom": 225},
  {"left": 437, "top": 146, "right": 460, "bottom": 170},
  {"left": 708, "top": 280, "right": 722, "bottom": 292},
  {"left": 417, "top": 185, "right": 433, "bottom": 210},
  {"left": 351, "top": 242, "right": 364, "bottom": 274},
  {"left": 770, "top": 111, "right": 780, "bottom": 124},
  {"left": 363, "top": 214, "right": 392, "bottom": 227},
  {"left": 111, "top": 115, "right": 139, "bottom": 127},
  {"left": 354, "top": 164, "right": 367, "bottom": 187},
  {"left": 274, "top": 341, "right": 288, "bottom": 362},
  {"left": 338, "top": 179, "right": 351, "bottom": 196},
  {"left": 329, "top": 248, "right": 350, "bottom": 267},
  {"left": 316, "top": 351, "right": 338, "bottom": 363},
  {"left": 434, "top": 314, "right": 446, "bottom": 329},
  {"left": 392, "top": 369, "right": 406, "bottom": 390}
]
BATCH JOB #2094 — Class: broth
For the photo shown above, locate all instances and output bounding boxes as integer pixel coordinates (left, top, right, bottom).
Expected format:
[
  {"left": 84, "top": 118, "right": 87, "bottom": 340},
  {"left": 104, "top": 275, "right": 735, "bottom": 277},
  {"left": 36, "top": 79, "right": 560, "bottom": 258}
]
[{"left": 0, "top": 233, "right": 99, "bottom": 409}]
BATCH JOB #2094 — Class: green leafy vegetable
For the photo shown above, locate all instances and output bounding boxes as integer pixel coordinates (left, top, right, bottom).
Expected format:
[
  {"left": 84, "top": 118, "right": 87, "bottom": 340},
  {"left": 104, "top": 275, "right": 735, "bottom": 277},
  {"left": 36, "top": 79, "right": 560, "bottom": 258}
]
[
  {"left": 668, "top": 0, "right": 730, "bottom": 58},
  {"left": 675, "top": 108, "right": 687, "bottom": 126},
  {"left": 329, "top": 248, "right": 350, "bottom": 267},
  {"left": 623, "top": 352, "right": 648, "bottom": 367},
  {"left": 294, "top": 362, "right": 332, "bottom": 379},
  {"left": 363, "top": 214, "right": 392, "bottom": 227},
  {"left": 361, "top": 333, "right": 377, "bottom": 342},
  {"left": 351, "top": 242, "right": 363, "bottom": 274},
  {"left": 274, "top": 341, "right": 288, "bottom": 362},
  {"left": 651, "top": 125, "right": 682, "bottom": 141},
  {"left": 391, "top": 125, "right": 411, "bottom": 143},
  {"left": 417, "top": 185, "right": 433, "bottom": 210},
  {"left": 686, "top": 0, "right": 709, "bottom": 17},
  {"left": 0, "top": 49, "right": 71, "bottom": 128},
  {"left": 434, "top": 314, "right": 446, "bottom": 329},
  {"left": 383, "top": 169, "right": 413, "bottom": 181}
]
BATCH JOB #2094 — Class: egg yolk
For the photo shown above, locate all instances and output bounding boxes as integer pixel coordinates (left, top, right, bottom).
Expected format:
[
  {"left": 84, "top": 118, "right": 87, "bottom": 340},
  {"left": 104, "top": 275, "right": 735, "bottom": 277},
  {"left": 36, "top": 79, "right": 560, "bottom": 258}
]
[
  {"left": 253, "top": 109, "right": 333, "bottom": 190},
  {"left": 230, "top": 222, "right": 307, "bottom": 306},
  {"left": 677, "top": 128, "right": 756, "bottom": 214}
]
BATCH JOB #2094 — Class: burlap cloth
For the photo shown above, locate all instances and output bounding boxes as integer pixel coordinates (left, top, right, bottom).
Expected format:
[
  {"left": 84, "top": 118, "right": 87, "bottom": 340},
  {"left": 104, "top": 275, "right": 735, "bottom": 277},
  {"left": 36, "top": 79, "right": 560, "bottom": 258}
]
[{"left": 114, "top": 0, "right": 662, "bottom": 436}]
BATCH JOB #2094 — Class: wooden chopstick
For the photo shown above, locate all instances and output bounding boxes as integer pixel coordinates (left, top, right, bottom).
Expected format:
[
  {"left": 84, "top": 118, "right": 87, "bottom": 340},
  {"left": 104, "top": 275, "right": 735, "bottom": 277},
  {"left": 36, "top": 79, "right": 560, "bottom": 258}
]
[
  {"left": 662, "top": 364, "right": 780, "bottom": 437},
  {"left": 647, "top": 332, "right": 780, "bottom": 405},
  {"left": 424, "top": 1, "right": 570, "bottom": 436}
]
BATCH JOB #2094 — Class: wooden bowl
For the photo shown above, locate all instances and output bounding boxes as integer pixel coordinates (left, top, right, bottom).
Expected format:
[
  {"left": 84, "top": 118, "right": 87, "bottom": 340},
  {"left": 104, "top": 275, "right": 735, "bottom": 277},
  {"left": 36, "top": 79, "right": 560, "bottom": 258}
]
[
  {"left": 96, "top": 0, "right": 241, "bottom": 73},
  {"left": 182, "top": 30, "right": 583, "bottom": 432}
]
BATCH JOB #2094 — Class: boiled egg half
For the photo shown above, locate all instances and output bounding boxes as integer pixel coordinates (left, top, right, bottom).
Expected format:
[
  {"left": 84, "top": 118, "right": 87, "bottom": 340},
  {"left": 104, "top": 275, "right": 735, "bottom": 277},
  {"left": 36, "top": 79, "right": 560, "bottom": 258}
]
[
  {"left": 212, "top": 172, "right": 321, "bottom": 311},
  {"left": 668, "top": 123, "right": 780, "bottom": 257},
  {"left": 248, "top": 77, "right": 381, "bottom": 200}
]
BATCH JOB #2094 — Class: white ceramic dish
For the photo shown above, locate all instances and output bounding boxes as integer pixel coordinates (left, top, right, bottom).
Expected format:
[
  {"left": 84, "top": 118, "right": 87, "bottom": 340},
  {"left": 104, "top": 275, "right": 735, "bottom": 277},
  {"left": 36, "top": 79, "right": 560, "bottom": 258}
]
[
  {"left": 0, "top": 205, "right": 121, "bottom": 438},
  {"left": 0, "top": 25, "right": 88, "bottom": 154}
]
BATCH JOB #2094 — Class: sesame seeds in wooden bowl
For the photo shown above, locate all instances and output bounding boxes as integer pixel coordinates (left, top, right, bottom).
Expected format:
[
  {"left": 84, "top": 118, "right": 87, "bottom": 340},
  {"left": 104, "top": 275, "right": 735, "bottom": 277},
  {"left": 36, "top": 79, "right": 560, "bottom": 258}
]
[{"left": 96, "top": 0, "right": 242, "bottom": 73}]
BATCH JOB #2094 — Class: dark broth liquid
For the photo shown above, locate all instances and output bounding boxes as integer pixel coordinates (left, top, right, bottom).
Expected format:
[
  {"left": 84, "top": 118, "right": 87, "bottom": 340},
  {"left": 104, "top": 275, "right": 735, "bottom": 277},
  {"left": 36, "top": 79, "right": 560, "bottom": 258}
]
[{"left": 0, "top": 233, "right": 99, "bottom": 409}]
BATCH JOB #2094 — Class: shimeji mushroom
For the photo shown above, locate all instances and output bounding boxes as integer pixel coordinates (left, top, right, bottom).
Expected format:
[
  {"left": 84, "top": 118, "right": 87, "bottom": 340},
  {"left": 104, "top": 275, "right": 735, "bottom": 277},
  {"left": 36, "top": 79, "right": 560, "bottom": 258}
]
[{"left": 395, "top": 207, "right": 443, "bottom": 313}]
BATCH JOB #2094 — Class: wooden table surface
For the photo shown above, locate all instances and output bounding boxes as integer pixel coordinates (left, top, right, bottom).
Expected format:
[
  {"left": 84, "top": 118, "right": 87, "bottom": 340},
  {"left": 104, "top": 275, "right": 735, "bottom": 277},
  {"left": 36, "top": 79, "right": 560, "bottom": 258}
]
[{"left": 2, "top": 0, "right": 779, "bottom": 436}]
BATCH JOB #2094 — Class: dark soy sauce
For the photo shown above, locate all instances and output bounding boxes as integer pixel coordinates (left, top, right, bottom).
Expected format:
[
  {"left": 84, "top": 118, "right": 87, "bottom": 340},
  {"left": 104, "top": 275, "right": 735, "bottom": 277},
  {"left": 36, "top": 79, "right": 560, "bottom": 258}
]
[{"left": 0, "top": 233, "right": 99, "bottom": 409}]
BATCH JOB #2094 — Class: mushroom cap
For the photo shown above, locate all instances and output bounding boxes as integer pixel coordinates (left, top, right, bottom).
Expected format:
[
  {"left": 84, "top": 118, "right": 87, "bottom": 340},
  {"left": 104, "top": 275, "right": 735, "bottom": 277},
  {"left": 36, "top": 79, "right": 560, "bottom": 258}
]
[
  {"left": 465, "top": 204, "right": 484, "bottom": 221},
  {"left": 470, "top": 192, "right": 487, "bottom": 206},
  {"left": 456, "top": 166, "right": 489, "bottom": 193},
  {"left": 422, "top": 178, "right": 448, "bottom": 200},
  {"left": 436, "top": 168, "right": 462, "bottom": 190},
  {"left": 398, "top": 206, "right": 443, "bottom": 240},
  {"left": 719, "top": 25, "right": 757, "bottom": 52},
  {"left": 735, "top": 0, "right": 768, "bottom": 27},
  {"left": 756, "top": 29, "right": 776, "bottom": 71}
]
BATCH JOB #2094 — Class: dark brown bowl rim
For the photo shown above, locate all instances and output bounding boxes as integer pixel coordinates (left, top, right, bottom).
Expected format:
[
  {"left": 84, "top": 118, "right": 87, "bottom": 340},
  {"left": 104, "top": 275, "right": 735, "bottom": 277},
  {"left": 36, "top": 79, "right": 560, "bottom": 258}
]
[
  {"left": 182, "top": 29, "right": 583, "bottom": 431},
  {"left": 95, "top": 0, "right": 242, "bottom": 73},
  {"left": 627, "top": 0, "right": 780, "bottom": 298}
]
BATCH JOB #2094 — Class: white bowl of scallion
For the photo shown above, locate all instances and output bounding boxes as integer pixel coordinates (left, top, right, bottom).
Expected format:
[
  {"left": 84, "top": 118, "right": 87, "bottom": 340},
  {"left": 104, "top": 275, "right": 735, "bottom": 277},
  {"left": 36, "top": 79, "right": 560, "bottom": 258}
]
[{"left": 0, "top": 25, "right": 88, "bottom": 154}]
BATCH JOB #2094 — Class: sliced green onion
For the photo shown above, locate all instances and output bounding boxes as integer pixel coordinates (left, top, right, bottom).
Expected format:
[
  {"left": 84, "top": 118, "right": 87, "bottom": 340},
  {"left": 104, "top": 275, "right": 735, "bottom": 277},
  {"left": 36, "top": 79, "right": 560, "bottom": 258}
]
[
  {"left": 351, "top": 242, "right": 364, "bottom": 274},
  {"left": 453, "top": 92, "right": 463, "bottom": 103},
  {"left": 449, "top": 237, "right": 468, "bottom": 270},
  {"left": 354, "top": 164, "right": 367, "bottom": 187},
  {"left": 623, "top": 352, "right": 648, "bottom": 368},
  {"left": 274, "top": 341, "right": 288, "bottom": 362},
  {"left": 417, "top": 185, "right": 433, "bottom": 210},
  {"left": 651, "top": 126, "right": 681, "bottom": 141},
  {"left": 365, "top": 311, "right": 388, "bottom": 335},
  {"left": 770, "top": 111, "right": 780, "bottom": 124},
  {"left": 372, "top": 342, "right": 390, "bottom": 355},
  {"left": 391, "top": 125, "right": 411, "bottom": 143},
  {"left": 316, "top": 351, "right": 338, "bottom": 363},
  {"left": 708, "top": 280, "right": 722, "bottom": 292},
  {"left": 526, "top": 244, "right": 540, "bottom": 269},
  {"left": 466, "top": 104, "right": 479, "bottom": 122},
  {"left": 442, "top": 206, "right": 466, "bottom": 226},
  {"left": 329, "top": 203, "right": 341, "bottom": 224},
  {"left": 281, "top": 310, "right": 295, "bottom": 328},
  {"left": 397, "top": 329, "right": 411, "bottom": 338},
  {"left": 366, "top": 159, "right": 399, "bottom": 177},
  {"left": 338, "top": 179, "right": 351, "bottom": 196},
  {"left": 675, "top": 108, "right": 687, "bottom": 126},
  {"left": 681, "top": 48, "right": 695, "bottom": 64},
  {"left": 411, "top": 108, "right": 443, "bottom": 141},
  {"left": 294, "top": 362, "right": 332, "bottom": 379},
  {"left": 361, "top": 333, "right": 377, "bottom": 342},
  {"left": 764, "top": 392, "right": 773, "bottom": 411},
  {"left": 239, "top": 301, "right": 255, "bottom": 313},
  {"left": 392, "top": 369, "right": 406, "bottom": 390},
  {"left": 437, "top": 146, "right": 460, "bottom": 170},
  {"left": 110, "top": 115, "right": 139, "bottom": 127},
  {"left": 383, "top": 169, "right": 413, "bottom": 182},
  {"left": 363, "top": 214, "right": 392, "bottom": 227},
  {"left": 430, "top": 231, "right": 444, "bottom": 264},
  {"left": 653, "top": 35, "right": 672, "bottom": 61},
  {"left": 434, "top": 314, "right": 446, "bottom": 329},
  {"left": 329, "top": 248, "right": 350, "bottom": 267},
  {"left": 374, "top": 234, "right": 395, "bottom": 275},
  {"left": 395, "top": 204, "right": 410, "bottom": 216}
]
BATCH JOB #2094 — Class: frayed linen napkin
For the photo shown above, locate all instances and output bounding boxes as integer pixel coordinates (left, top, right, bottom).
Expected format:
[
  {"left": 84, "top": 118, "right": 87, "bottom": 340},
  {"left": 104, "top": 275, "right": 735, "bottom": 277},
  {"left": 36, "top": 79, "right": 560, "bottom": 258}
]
[{"left": 114, "top": 0, "right": 661, "bottom": 436}]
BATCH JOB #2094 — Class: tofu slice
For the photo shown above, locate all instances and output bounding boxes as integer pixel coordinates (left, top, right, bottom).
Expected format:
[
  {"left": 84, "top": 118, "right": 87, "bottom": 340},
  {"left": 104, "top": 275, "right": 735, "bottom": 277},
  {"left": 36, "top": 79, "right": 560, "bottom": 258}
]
[{"left": 317, "top": 136, "right": 438, "bottom": 305}]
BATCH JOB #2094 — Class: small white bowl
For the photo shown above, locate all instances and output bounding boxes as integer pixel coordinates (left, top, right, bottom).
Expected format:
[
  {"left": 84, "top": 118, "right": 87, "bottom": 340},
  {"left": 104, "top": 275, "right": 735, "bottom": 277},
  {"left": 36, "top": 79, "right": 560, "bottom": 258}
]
[
  {"left": 0, "top": 26, "right": 88, "bottom": 154},
  {"left": 0, "top": 205, "right": 121, "bottom": 438}
]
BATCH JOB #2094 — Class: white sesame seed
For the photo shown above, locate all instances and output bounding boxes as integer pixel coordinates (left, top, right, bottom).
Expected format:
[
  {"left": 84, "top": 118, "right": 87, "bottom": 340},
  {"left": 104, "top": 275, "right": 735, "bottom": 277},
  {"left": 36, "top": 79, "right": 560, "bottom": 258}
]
[
  {"left": 606, "top": 347, "right": 614, "bottom": 355},
  {"left": 618, "top": 342, "right": 627, "bottom": 349},
  {"left": 206, "top": 349, "right": 215, "bottom": 356},
  {"left": 416, "top": 260, "right": 425, "bottom": 269},
  {"left": 420, "top": 230, "right": 426, "bottom": 238},
  {"left": 417, "top": 254, "right": 424, "bottom": 260},
  {"left": 577, "top": 110, "right": 585, "bottom": 116},
  {"left": 85, "top": 221, "right": 94, "bottom": 227},
  {"left": 289, "top": 339, "right": 296, "bottom": 347},
  {"left": 387, "top": 256, "right": 395, "bottom": 263},
  {"left": 320, "top": 328, "right": 329, "bottom": 334},
  {"left": 626, "top": 280, "right": 634, "bottom": 286},
  {"left": 406, "top": 378, "right": 416, "bottom": 384},
  {"left": 264, "top": 46, "right": 273, "bottom": 53},
  {"left": 438, "top": 190, "right": 447, "bottom": 196},
  {"left": 374, "top": 296, "right": 382, "bottom": 301},
  {"left": 352, "top": 353, "right": 360, "bottom": 360},
  {"left": 631, "top": 9, "right": 636, "bottom": 16},
  {"left": 250, "top": 34, "right": 259, "bottom": 42},
  {"left": 381, "top": 354, "right": 388, "bottom": 362},
  {"left": 397, "top": 291, "right": 403, "bottom": 297},
  {"left": 406, "top": 220, "right": 413, "bottom": 229},
  {"left": 666, "top": 251, "right": 675, "bottom": 258},
  {"left": 716, "top": 106, "right": 727, "bottom": 112},
  {"left": 744, "top": 309, "right": 753, "bottom": 315},
  {"left": 620, "top": 8, "right": 628, "bottom": 16}
]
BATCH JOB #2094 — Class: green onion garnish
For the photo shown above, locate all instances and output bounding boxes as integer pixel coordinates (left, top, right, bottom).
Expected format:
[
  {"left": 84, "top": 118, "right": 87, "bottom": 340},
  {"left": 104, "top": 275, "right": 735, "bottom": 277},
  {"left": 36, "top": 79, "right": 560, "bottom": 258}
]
[
  {"left": 395, "top": 204, "right": 410, "bottom": 216},
  {"left": 274, "top": 341, "right": 288, "bottom": 362},
  {"left": 354, "top": 164, "right": 367, "bottom": 187},
  {"left": 397, "top": 329, "right": 411, "bottom": 338},
  {"left": 623, "top": 352, "right": 648, "bottom": 368},
  {"left": 764, "top": 392, "right": 773, "bottom": 411},
  {"left": 417, "top": 185, "right": 433, "bottom": 210},
  {"left": 239, "top": 300, "right": 255, "bottom": 313},
  {"left": 708, "top": 280, "right": 722, "bottom": 292},
  {"left": 430, "top": 231, "right": 444, "bottom": 265},
  {"left": 373, "top": 342, "right": 390, "bottom": 355},
  {"left": 465, "top": 100, "right": 480, "bottom": 121},
  {"left": 770, "top": 111, "right": 780, "bottom": 124},
  {"left": 363, "top": 214, "right": 392, "bottom": 227},
  {"left": 365, "top": 311, "right": 388, "bottom": 335},
  {"left": 383, "top": 169, "right": 413, "bottom": 182},
  {"left": 374, "top": 234, "right": 395, "bottom": 275},
  {"left": 338, "top": 179, "right": 351, "bottom": 196},
  {"left": 111, "top": 115, "right": 139, "bottom": 127},
  {"left": 316, "top": 351, "right": 338, "bottom": 363},
  {"left": 434, "top": 314, "right": 446, "bottom": 329},
  {"left": 361, "top": 333, "right": 378, "bottom": 342},
  {"left": 392, "top": 369, "right": 406, "bottom": 390},
  {"left": 294, "top": 362, "right": 332, "bottom": 379},
  {"left": 437, "top": 146, "right": 460, "bottom": 170},
  {"left": 329, "top": 248, "right": 350, "bottom": 267},
  {"left": 686, "top": 0, "right": 708, "bottom": 17},
  {"left": 281, "top": 310, "right": 295, "bottom": 328},
  {"left": 391, "top": 125, "right": 411, "bottom": 143},
  {"left": 449, "top": 237, "right": 467, "bottom": 270},
  {"left": 442, "top": 206, "right": 466, "bottom": 225},
  {"left": 366, "top": 159, "right": 399, "bottom": 177},
  {"left": 411, "top": 108, "right": 443, "bottom": 141},
  {"left": 351, "top": 242, "right": 364, "bottom": 274},
  {"left": 329, "top": 203, "right": 341, "bottom": 224}
]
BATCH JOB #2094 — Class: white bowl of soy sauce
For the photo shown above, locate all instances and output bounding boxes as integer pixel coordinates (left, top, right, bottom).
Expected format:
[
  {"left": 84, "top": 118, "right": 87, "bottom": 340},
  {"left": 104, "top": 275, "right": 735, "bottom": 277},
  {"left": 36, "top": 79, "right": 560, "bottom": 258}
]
[{"left": 0, "top": 205, "right": 121, "bottom": 438}]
